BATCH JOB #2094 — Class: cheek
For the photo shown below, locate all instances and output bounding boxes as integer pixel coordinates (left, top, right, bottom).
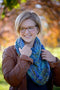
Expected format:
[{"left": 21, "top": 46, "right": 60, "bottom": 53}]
[
  {"left": 32, "top": 31, "right": 38, "bottom": 36},
  {"left": 20, "top": 32, "right": 24, "bottom": 37}
]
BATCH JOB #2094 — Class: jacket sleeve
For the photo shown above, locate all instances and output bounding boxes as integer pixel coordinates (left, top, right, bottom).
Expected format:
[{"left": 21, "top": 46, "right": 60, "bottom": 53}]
[
  {"left": 49, "top": 57, "right": 60, "bottom": 87},
  {"left": 2, "top": 46, "right": 33, "bottom": 87}
]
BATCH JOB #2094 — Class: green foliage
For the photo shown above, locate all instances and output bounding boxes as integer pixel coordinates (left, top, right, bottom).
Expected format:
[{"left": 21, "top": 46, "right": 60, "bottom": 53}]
[
  {"left": 3, "top": 0, "right": 19, "bottom": 10},
  {"left": 14, "top": 3, "right": 20, "bottom": 9},
  {"left": 3, "top": 0, "right": 26, "bottom": 10},
  {"left": 1, "top": 0, "right": 20, "bottom": 19},
  {"left": 0, "top": 64, "right": 9, "bottom": 90},
  {"left": 21, "top": 0, "right": 26, "bottom": 3},
  {"left": 1, "top": 0, "right": 26, "bottom": 19},
  {"left": 1, "top": 11, "right": 5, "bottom": 19},
  {"left": 0, "top": 51, "right": 9, "bottom": 90}
]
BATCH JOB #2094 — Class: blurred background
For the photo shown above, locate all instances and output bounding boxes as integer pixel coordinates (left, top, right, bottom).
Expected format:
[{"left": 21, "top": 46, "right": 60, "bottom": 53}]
[{"left": 0, "top": 0, "right": 60, "bottom": 90}]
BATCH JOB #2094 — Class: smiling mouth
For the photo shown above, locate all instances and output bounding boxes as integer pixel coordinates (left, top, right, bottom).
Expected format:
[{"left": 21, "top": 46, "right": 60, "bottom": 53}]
[{"left": 24, "top": 36, "right": 32, "bottom": 38}]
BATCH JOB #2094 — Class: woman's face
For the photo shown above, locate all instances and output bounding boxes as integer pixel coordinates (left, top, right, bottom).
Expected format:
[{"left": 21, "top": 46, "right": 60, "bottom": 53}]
[{"left": 19, "top": 19, "right": 38, "bottom": 43}]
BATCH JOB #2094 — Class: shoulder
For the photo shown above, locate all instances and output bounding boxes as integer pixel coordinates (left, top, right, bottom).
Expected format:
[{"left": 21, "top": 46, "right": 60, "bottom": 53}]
[
  {"left": 2, "top": 45, "right": 17, "bottom": 60},
  {"left": 3, "top": 45, "right": 15, "bottom": 55},
  {"left": 4, "top": 45, "right": 15, "bottom": 51}
]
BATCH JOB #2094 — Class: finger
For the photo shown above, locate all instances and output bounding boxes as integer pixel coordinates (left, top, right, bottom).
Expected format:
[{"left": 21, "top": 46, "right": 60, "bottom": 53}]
[
  {"left": 41, "top": 50, "right": 48, "bottom": 53},
  {"left": 41, "top": 55, "right": 46, "bottom": 57},
  {"left": 20, "top": 55, "right": 33, "bottom": 64},
  {"left": 42, "top": 57, "right": 47, "bottom": 60},
  {"left": 41, "top": 49, "right": 45, "bottom": 52},
  {"left": 41, "top": 52, "right": 46, "bottom": 55},
  {"left": 19, "top": 48, "right": 22, "bottom": 52},
  {"left": 41, "top": 50, "right": 46, "bottom": 54}
]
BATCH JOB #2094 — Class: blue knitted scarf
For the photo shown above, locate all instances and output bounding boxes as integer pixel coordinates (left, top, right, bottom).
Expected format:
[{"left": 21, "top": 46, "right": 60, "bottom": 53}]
[{"left": 15, "top": 37, "right": 50, "bottom": 85}]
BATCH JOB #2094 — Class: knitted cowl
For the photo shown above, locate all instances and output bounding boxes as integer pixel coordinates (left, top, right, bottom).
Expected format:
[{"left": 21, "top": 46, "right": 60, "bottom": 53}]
[{"left": 15, "top": 37, "right": 50, "bottom": 85}]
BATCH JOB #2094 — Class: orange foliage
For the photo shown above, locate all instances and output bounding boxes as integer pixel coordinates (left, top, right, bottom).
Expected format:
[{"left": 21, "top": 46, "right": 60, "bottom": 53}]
[{"left": 43, "top": 27, "right": 59, "bottom": 47}]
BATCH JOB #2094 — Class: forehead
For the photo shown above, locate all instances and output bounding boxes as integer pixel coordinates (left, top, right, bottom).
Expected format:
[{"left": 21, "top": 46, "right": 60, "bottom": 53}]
[{"left": 21, "top": 19, "right": 36, "bottom": 27}]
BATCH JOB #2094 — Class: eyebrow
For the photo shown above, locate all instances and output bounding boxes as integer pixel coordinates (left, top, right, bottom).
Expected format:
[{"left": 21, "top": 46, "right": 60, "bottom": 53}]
[{"left": 21, "top": 25, "right": 37, "bottom": 29}]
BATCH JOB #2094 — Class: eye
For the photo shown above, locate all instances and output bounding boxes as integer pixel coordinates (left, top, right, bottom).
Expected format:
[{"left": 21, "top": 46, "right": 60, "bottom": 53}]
[
  {"left": 29, "top": 27, "right": 32, "bottom": 29},
  {"left": 20, "top": 27, "right": 25, "bottom": 31},
  {"left": 22, "top": 28, "right": 24, "bottom": 30}
]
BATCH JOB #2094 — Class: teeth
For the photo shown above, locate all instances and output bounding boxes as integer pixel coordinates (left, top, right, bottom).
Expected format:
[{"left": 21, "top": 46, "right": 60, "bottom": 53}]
[{"left": 25, "top": 36, "right": 31, "bottom": 37}]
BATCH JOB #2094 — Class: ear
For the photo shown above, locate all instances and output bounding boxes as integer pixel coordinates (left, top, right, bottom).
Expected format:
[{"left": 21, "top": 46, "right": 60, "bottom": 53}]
[
  {"left": 37, "top": 29, "right": 39, "bottom": 34},
  {"left": 36, "top": 27, "right": 39, "bottom": 34}
]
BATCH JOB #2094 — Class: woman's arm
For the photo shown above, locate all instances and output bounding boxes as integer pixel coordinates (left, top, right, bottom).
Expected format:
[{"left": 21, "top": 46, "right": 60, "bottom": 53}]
[
  {"left": 2, "top": 46, "right": 33, "bottom": 87},
  {"left": 41, "top": 49, "right": 60, "bottom": 86},
  {"left": 51, "top": 59, "right": 60, "bottom": 86}
]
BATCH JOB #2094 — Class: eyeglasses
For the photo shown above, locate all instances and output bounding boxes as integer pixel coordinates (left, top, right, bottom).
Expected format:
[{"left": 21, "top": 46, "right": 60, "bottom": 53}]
[{"left": 20, "top": 25, "right": 37, "bottom": 33}]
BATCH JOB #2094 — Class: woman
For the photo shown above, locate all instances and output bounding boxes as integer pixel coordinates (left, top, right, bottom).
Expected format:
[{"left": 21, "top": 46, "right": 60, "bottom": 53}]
[{"left": 2, "top": 10, "right": 60, "bottom": 90}]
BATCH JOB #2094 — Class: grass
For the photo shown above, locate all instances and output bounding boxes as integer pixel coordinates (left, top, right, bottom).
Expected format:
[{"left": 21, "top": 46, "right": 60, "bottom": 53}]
[
  {"left": 46, "top": 47, "right": 60, "bottom": 59},
  {"left": 0, "top": 50, "right": 9, "bottom": 90},
  {"left": 0, "top": 47, "right": 60, "bottom": 90}
]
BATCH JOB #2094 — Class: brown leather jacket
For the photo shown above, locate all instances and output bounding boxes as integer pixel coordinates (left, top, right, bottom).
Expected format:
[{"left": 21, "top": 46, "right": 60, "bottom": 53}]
[{"left": 2, "top": 45, "right": 60, "bottom": 90}]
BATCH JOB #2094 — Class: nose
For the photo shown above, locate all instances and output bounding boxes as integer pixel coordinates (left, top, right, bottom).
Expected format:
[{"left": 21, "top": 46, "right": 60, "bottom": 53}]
[{"left": 24, "top": 29, "right": 29, "bottom": 35}]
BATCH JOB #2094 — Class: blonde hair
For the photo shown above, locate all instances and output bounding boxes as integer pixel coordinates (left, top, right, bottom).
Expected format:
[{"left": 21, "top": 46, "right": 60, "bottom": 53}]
[{"left": 15, "top": 10, "right": 42, "bottom": 34}]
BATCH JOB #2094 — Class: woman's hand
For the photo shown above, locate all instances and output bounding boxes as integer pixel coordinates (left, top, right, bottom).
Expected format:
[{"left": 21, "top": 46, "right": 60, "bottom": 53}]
[
  {"left": 19, "top": 45, "right": 32, "bottom": 57},
  {"left": 41, "top": 49, "right": 56, "bottom": 63}
]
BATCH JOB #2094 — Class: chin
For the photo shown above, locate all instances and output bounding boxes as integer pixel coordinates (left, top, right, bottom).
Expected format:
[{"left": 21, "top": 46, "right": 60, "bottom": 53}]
[
  {"left": 21, "top": 36, "right": 35, "bottom": 43},
  {"left": 24, "top": 39, "right": 32, "bottom": 43},
  {"left": 23, "top": 38, "right": 33, "bottom": 43}
]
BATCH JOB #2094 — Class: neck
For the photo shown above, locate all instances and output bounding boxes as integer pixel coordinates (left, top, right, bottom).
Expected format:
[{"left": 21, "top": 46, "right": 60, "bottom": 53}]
[{"left": 25, "top": 39, "right": 35, "bottom": 48}]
